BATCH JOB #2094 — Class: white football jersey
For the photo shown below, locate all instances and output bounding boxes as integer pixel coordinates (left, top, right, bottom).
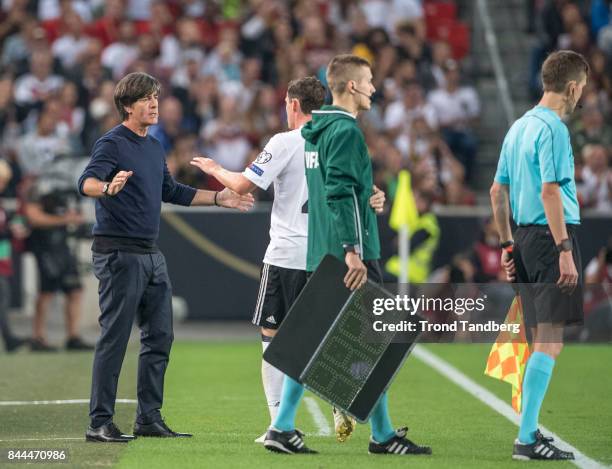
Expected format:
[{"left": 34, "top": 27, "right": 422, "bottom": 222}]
[{"left": 243, "top": 127, "right": 308, "bottom": 270}]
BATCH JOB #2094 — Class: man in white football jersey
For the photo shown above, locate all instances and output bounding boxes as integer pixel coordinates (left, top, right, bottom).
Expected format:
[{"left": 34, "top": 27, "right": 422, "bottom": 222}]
[{"left": 190, "top": 76, "right": 385, "bottom": 445}]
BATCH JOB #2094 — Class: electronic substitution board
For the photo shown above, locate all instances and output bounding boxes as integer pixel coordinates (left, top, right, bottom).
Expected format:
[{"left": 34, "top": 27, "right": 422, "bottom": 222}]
[{"left": 263, "top": 255, "right": 422, "bottom": 422}]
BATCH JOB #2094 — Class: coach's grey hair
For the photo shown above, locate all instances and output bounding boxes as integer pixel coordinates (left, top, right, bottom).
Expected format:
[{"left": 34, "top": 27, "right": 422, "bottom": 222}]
[{"left": 113, "top": 72, "right": 161, "bottom": 121}]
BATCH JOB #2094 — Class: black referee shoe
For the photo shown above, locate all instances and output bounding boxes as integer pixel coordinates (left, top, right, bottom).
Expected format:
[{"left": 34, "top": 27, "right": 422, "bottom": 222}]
[
  {"left": 264, "top": 427, "right": 317, "bottom": 454},
  {"left": 512, "top": 430, "right": 574, "bottom": 460},
  {"left": 368, "top": 427, "right": 432, "bottom": 455}
]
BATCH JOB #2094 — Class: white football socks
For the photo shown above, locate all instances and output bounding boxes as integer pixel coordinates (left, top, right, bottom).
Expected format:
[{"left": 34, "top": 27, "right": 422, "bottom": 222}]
[{"left": 261, "top": 340, "right": 284, "bottom": 423}]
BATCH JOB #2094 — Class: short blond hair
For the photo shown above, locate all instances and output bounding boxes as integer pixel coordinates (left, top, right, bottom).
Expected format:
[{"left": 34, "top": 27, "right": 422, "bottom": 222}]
[{"left": 326, "top": 54, "right": 371, "bottom": 95}]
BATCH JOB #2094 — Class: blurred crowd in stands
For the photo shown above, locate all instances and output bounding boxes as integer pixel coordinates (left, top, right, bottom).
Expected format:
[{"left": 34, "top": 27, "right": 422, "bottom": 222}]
[
  {"left": 0, "top": 0, "right": 479, "bottom": 207},
  {"left": 530, "top": 0, "right": 612, "bottom": 212},
  {"left": 0, "top": 0, "right": 481, "bottom": 351},
  {"left": 0, "top": 0, "right": 610, "bottom": 350}
]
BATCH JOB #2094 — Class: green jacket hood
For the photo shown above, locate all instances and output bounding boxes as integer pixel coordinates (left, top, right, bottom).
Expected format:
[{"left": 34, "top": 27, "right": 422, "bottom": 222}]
[{"left": 301, "top": 105, "right": 357, "bottom": 145}]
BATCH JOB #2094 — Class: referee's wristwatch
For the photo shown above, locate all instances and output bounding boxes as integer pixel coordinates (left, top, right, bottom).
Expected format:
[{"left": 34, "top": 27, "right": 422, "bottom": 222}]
[
  {"left": 556, "top": 238, "right": 572, "bottom": 253},
  {"left": 102, "top": 183, "right": 111, "bottom": 196},
  {"left": 500, "top": 240, "right": 514, "bottom": 252}
]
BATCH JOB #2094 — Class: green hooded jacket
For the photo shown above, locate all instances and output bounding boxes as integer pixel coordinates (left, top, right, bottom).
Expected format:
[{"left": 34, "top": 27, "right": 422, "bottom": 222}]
[{"left": 301, "top": 105, "right": 380, "bottom": 272}]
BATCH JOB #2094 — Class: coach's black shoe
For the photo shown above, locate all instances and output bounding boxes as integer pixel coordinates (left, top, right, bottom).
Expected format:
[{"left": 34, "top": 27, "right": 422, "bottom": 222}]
[
  {"left": 86, "top": 422, "right": 135, "bottom": 443},
  {"left": 30, "top": 338, "right": 58, "bottom": 352},
  {"left": 133, "top": 419, "right": 192, "bottom": 438},
  {"left": 264, "top": 427, "right": 318, "bottom": 454},
  {"left": 512, "top": 430, "right": 574, "bottom": 460},
  {"left": 368, "top": 427, "right": 432, "bottom": 455},
  {"left": 65, "top": 336, "right": 94, "bottom": 351}
]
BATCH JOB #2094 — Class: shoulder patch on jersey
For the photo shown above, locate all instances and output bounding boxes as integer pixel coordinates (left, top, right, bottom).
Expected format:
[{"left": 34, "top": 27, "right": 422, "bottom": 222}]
[
  {"left": 255, "top": 150, "right": 273, "bottom": 164},
  {"left": 248, "top": 163, "right": 264, "bottom": 176}
]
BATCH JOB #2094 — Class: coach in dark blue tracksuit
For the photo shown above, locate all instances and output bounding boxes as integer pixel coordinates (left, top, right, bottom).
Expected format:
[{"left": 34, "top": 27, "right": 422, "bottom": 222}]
[{"left": 78, "top": 72, "right": 253, "bottom": 443}]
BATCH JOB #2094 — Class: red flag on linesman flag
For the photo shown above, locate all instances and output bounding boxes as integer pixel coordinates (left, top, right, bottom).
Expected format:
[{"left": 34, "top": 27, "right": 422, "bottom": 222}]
[{"left": 484, "top": 296, "right": 531, "bottom": 413}]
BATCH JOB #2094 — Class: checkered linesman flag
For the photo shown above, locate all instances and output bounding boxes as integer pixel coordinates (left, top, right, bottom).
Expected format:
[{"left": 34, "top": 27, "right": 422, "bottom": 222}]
[{"left": 484, "top": 296, "right": 531, "bottom": 413}]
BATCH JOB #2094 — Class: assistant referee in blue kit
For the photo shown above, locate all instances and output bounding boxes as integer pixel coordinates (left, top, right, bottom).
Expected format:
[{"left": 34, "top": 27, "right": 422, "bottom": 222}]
[{"left": 490, "top": 50, "right": 588, "bottom": 461}]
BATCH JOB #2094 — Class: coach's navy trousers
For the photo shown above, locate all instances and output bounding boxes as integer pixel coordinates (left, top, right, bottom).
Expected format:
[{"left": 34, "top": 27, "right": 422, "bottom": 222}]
[{"left": 89, "top": 251, "right": 174, "bottom": 429}]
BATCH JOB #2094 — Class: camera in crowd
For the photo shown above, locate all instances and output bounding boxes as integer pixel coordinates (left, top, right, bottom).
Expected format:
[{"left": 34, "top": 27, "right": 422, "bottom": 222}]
[{"left": 31, "top": 154, "right": 93, "bottom": 240}]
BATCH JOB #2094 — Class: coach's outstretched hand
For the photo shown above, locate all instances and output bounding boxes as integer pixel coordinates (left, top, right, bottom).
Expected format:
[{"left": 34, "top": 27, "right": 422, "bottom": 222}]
[
  {"left": 369, "top": 185, "right": 385, "bottom": 213},
  {"left": 190, "top": 157, "right": 220, "bottom": 175},
  {"left": 108, "top": 170, "right": 133, "bottom": 196},
  {"left": 216, "top": 187, "right": 254, "bottom": 212},
  {"left": 345, "top": 252, "right": 367, "bottom": 290}
]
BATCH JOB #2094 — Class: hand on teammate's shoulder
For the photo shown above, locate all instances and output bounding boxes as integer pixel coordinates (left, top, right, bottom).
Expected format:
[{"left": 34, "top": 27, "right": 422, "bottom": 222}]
[{"left": 370, "top": 185, "right": 385, "bottom": 213}]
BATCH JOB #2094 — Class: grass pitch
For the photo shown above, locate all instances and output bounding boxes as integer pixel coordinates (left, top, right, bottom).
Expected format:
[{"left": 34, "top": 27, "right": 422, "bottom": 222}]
[{"left": 0, "top": 342, "right": 610, "bottom": 468}]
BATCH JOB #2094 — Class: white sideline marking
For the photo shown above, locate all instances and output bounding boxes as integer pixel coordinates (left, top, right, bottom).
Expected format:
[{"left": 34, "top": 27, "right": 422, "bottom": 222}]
[
  {"left": 0, "top": 399, "right": 137, "bottom": 406},
  {"left": 304, "top": 397, "right": 332, "bottom": 436},
  {"left": 412, "top": 345, "right": 606, "bottom": 469},
  {"left": 0, "top": 437, "right": 83, "bottom": 442}
]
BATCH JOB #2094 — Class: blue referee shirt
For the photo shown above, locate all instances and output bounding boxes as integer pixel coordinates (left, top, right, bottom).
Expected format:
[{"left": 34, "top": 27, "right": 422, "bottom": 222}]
[{"left": 494, "top": 105, "right": 580, "bottom": 225}]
